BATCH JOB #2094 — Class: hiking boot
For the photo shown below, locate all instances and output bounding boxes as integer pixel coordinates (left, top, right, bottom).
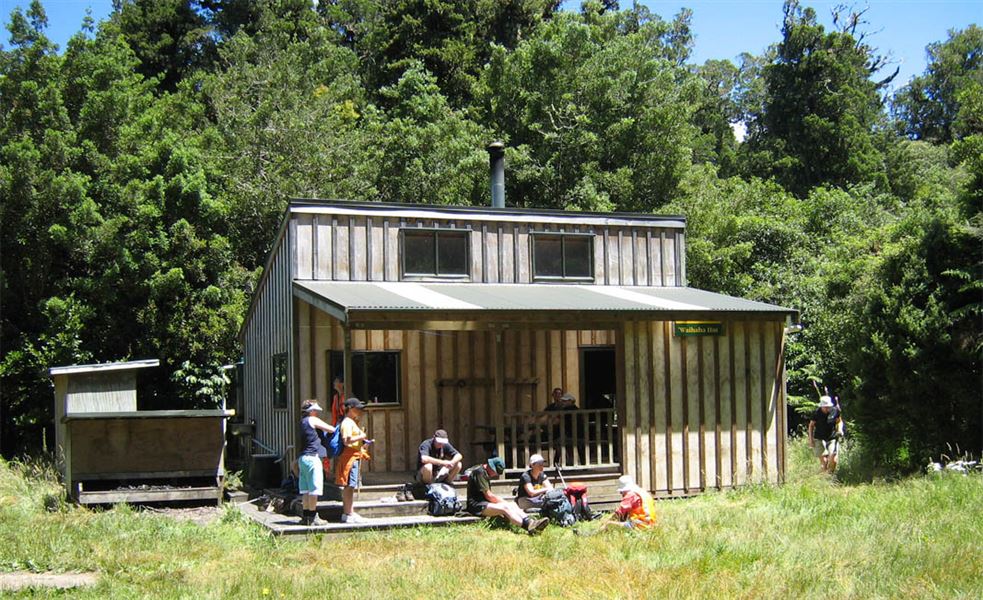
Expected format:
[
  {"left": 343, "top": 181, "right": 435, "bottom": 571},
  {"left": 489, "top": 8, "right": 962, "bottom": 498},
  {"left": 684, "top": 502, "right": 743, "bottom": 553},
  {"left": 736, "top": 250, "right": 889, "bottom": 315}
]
[{"left": 525, "top": 517, "right": 549, "bottom": 535}]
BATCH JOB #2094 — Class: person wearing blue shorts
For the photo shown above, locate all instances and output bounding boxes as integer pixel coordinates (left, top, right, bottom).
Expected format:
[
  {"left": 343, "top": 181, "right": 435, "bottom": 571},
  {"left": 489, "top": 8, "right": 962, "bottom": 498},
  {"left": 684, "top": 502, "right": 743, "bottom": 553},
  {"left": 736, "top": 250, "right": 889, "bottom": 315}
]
[{"left": 298, "top": 400, "right": 335, "bottom": 526}]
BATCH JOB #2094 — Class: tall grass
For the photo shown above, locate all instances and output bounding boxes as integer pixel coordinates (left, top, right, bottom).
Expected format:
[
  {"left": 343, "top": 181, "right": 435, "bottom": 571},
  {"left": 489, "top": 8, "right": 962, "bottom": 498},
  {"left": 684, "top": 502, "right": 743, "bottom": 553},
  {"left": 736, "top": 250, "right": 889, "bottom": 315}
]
[{"left": 1, "top": 439, "right": 981, "bottom": 599}]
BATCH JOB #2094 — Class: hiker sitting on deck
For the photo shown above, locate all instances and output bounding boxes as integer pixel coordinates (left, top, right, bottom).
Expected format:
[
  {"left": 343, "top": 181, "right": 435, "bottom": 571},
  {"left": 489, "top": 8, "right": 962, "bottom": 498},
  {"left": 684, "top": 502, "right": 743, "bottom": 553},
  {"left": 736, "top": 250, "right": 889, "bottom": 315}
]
[
  {"left": 515, "top": 453, "right": 554, "bottom": 511},
  {"left": 417, "top": 429, "right": 463, "bottom": 484},
  {"left": 600, "top": 475, "right": 656, "bottom": 531},
  {"left": 465, "top": 457, "right": 549, "bottom": 535},
  {"left": 336, "top": 397, "right": 373, "bottom": 524},
  {"left": 298, "top": 400, "right": 334, "bottom": 526}
]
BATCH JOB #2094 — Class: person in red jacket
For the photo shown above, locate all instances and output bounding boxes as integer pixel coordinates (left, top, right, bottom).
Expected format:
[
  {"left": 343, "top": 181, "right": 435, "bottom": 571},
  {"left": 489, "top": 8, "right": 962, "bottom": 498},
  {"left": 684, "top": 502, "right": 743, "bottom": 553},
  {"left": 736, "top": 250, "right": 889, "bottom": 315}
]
[{"left": 602, "top": 475, "right": 656, "bottom": 530}]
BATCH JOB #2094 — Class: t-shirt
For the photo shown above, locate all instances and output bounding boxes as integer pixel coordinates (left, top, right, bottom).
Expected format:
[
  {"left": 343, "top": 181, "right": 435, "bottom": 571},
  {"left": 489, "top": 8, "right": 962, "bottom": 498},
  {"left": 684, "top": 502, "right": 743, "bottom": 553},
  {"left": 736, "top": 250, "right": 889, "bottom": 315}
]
[
  {"left": 417, "top": 438, "right": 460, "bottom": 470},
  {"left": 810, "top": 407, "right": 840, "bottom": 440},
  {"left": 466, "top": 465, "right": 492, "bottom": 508},
  {"left": 517, "top": 470, "right": 548, "bottom": 498},
  {"left": 340, "top": 417, "right": 364, "bottom": 449}
]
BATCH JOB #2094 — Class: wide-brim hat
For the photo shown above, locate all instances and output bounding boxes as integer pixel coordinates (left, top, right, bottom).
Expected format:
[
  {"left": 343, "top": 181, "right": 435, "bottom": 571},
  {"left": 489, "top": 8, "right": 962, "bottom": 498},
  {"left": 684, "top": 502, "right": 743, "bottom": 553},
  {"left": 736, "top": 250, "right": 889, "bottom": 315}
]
[
  {"left": 617, "top": 474, "right": 636, "bottom": 493},
  {"left": 819, "top": 395, "right": 834, "bottom": 409}
]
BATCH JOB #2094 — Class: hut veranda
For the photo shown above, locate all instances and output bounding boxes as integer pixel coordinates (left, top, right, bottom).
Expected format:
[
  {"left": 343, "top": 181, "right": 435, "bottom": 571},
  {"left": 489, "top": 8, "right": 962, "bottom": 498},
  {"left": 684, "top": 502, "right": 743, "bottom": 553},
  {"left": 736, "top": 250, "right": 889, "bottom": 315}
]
[{"left": 238, "top": 191, "right": 797, "bottom": 497}]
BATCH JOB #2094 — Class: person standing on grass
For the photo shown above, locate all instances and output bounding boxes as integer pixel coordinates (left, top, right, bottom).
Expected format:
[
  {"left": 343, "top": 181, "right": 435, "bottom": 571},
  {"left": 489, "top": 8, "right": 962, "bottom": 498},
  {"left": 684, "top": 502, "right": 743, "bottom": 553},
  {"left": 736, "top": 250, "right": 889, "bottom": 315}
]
[
  {"left": 515, "top": 453, "right": 554, "bottom": 511},
  {"left": 809, "top": 395, "right": 844, "bottom": 473},
  {"left": 417, "top": 429, "right": 463, "bottom": 484},
  {"left": 465, "top": 456, "right": 549, "bottom": 535},
  {"left": 336, "top": 397, "right": 373, "bottom": 523},
  {"left": 298, "top": 400, "right": 334, "bottom": 526},
  {"left": 600, "top": 475, "right": 656, "bottom": 531}
]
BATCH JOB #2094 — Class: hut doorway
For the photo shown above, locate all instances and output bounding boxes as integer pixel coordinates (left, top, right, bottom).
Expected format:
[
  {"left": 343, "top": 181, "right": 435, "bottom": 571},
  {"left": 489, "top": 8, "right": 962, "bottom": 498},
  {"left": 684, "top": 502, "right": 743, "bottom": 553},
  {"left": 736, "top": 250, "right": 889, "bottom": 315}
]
[{"left": 580, "top": 346, "right": 616, "bottom": 411}]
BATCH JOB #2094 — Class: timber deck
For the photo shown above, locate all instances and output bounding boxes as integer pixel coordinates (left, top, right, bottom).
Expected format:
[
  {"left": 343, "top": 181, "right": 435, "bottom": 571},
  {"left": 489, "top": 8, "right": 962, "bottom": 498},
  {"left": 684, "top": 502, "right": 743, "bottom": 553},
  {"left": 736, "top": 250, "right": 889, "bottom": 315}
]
[{"left": 239, "top": 469, "right": 623, "bottom": 536}]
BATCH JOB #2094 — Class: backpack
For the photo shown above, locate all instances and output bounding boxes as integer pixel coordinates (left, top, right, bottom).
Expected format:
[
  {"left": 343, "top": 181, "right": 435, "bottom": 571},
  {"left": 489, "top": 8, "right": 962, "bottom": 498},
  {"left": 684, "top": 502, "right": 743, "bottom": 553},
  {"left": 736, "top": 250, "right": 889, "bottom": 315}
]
[
  {"left": 541, "top": 488, "right": 575, "bottom": 526},
  {"left": 326, "top": 426, "right": 344, "bottom": 458},
  {"left": 425, "top": 483, "right": 461, "bottom": 517},
  {"left": 562, "top": 484, "right": 596, "bottom": 522}
]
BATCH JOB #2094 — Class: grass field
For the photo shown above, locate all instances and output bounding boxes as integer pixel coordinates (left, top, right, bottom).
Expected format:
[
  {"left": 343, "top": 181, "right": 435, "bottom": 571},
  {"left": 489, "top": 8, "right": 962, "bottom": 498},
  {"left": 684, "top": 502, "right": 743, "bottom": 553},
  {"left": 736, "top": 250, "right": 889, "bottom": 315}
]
[{"left": 1, "top": 439, "right": 981, "bottom": 599}]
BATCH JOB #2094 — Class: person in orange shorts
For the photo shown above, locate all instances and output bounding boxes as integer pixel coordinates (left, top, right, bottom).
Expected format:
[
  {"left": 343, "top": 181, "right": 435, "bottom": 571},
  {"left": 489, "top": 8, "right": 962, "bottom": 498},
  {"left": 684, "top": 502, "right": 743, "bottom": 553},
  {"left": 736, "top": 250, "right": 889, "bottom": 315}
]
[{"left": 335, "top": 397, "right": 373, "bottom": 523}]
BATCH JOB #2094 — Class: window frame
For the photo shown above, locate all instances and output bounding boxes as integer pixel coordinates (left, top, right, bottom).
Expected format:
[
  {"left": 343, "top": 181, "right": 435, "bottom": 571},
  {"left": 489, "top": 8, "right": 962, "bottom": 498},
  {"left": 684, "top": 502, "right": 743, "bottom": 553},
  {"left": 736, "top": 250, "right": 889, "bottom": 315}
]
[
  {"left": 399, "top": 227, "right": 471, "bottom": 280},
  {"left": 328, "top": 350, "right": 402, "bottom": 407},
  {"left": 271, "top": 353, "right": 288, "bottom": 410},
  {"left": 530, "top": 232, "right": 595, "bottom": 282}
]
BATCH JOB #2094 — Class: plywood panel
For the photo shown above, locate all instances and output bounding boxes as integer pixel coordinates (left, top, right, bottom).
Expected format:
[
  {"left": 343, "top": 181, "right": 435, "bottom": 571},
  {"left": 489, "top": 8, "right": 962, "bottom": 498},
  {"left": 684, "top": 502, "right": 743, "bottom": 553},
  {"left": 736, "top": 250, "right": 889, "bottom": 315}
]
[
  {"left": 637, "top": 322, "right": 652, "bottom": 490},
  {"left": 764, "top": 322, "right": 780, "bottom": 482},
  {"left": 634, "top": 232, "right": 648, "bottom": 286},
  {"left": 748, "top": 321, "right": 763, "bottom": 482},
  {"left": 663, "top": 232, "right": 676, "bottom": 287},
  {"left": 369, "top": 220, "right": 385, "bottom": 282},
  {"left": 718, "top": 331, "right": 734, "bottom": 488},
  {"left": 622, "top": 322, "right": 637, "bottom": 480},
  {"left": 733, "top": 322, "right": 750, "bottom": 484},
  {"left": 669, "top": 330, "right": 685, "bottom": 492},
  {"left": 350, "top": 217, "right": 367, "bottom": 281},
  {"left": 406, "top": 331, "right": 422, "bottom": 459},
  {"left": 315, "top": 216, "right": 332, "bottom": 279},
  {"left": 702, "top": 336, "right": 718, "bottom": 489},
  {"left": 297, "top": 306, "right": 312, "bottom": 399},
  {"left": 651, "top": 321, "right": 668, "bottom": 492},
  {"left": 334, "top": 220, "right": 350, "bottom": 280},
  {"left": 685, "top": 337, "right": 701, "bottom": 490},
  {"left": 295, "top": 214, "right": 314, "bottom": 279}
]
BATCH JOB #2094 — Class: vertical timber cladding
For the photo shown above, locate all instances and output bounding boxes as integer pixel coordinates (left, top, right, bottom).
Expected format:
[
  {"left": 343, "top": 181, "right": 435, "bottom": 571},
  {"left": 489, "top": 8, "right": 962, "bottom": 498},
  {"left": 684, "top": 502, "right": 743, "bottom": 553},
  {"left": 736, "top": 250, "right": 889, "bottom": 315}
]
[
  {"left": 288, "top": 209, "right": 683, "bottom": 286},
  {"left": 621, "top": 319, "right": 786, "bottom": 495},
  {"left": 304, "top": 310, "right": 615, "bottom": 472},
  {"left": 241, "top": 220, "right": 294, "bottom": 461}
]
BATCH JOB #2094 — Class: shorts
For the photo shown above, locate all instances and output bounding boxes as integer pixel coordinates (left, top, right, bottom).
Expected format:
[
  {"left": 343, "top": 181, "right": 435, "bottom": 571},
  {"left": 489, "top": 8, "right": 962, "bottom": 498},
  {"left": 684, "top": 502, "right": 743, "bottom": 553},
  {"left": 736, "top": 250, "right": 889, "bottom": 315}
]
[
  {"left": 466, "top": 501, "right": 489, "bottom": 516},
  {"left": 336, "top": 450, "right": 361, "bottom": 487},
  {"left": 298, "top": 455, "right": 323, "bottom": 496},
  {"left": 516, "top": 495, "right": 544, "bottom": 511},
  {"left": 813, "top": 438, "right": 839, "bottom": 457}
]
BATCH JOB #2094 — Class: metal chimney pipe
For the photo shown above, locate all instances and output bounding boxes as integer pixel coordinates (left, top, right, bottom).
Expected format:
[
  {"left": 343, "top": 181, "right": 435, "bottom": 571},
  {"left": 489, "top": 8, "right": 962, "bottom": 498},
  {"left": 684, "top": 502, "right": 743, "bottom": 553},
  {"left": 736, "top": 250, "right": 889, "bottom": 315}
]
[{"left": 487, "top": 141, "right": 505, "bottom": 208}]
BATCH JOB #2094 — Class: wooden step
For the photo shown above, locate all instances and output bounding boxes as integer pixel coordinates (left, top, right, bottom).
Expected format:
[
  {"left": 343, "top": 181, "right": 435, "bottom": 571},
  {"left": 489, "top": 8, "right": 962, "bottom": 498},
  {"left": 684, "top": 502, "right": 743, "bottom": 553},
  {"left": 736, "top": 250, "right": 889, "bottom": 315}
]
[
  {"left": 239, "top": 501, "right": 479, "bottom": 536},
  {"left": 315, "top": 499, "right": 428, "bottom": 519}
]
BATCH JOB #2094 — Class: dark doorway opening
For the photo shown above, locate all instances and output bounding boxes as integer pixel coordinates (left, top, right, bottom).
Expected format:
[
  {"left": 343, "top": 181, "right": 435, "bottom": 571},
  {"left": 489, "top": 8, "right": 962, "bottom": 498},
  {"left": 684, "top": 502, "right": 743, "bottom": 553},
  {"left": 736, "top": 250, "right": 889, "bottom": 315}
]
[{"left": 580, "top": 347, "right": 616, "bottom": 410}]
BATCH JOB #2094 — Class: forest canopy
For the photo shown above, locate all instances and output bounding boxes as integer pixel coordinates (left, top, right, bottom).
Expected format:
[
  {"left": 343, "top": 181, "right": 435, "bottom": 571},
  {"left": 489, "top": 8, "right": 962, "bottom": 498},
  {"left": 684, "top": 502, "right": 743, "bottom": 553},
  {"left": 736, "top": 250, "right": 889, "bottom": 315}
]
[{"left": 1, "top": 0, "right": 980, "bottom": 472}]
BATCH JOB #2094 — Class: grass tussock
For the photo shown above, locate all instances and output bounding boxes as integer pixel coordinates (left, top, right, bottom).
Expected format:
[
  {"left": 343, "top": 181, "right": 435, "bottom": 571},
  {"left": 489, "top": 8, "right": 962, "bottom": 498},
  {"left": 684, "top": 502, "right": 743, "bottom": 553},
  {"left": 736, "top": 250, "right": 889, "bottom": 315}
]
[{"left": 1, "top": 440, "right": 981, "bottom": 599}]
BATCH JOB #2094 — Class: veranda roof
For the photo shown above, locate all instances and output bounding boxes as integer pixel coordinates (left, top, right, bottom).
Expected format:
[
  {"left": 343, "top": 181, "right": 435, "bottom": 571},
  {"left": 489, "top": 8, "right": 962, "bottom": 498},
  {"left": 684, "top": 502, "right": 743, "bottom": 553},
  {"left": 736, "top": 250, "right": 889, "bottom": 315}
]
[{"left": 293, "top": 281, "right": 796, "bottom": 329}]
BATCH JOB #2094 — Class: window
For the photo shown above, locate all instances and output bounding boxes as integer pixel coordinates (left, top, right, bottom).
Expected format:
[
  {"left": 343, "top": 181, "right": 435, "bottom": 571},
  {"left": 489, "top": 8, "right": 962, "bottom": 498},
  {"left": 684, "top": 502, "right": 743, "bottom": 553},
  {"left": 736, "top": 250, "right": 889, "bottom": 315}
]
[
  {"left": 272, "top": 353, "right": 288, "bottom": 409},
  {"left": 329, "top": 350, "right": 401, "bottom": 406},
  {"left": 532, "top": 233, "right": 593, "bottom": 280},
  {"left": 401, "top": 228, "right": 470, "bottom": 278}
]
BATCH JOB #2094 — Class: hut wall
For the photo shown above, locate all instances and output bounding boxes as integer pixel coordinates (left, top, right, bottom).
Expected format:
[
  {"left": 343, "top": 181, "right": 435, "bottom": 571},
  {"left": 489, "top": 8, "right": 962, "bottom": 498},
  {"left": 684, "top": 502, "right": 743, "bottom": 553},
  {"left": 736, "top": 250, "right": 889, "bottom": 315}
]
[
  {"left": 241, "top": 226, "right": 295, "bottom": 457},
  {"left": 296, "top": 304, "right": 616, "bottom": 473},
  {"left": 621, "top": 319, "right": 786, "bottom": 495},
  {"left": 288, "top": 211, "right": 686, "bottom": 287}
]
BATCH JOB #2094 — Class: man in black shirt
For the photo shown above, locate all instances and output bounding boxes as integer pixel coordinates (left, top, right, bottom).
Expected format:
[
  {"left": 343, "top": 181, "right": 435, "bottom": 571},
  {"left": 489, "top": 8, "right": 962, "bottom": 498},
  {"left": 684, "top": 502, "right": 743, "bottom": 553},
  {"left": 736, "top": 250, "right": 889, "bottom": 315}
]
[
  {"left": 465, "top": 456, "right": 548, "bottom": 535},
  {"left": 809, "top": 395, "right": 844, "bottom": 473},
  {"left": 417, "top": 429, "right": 463, "bottom": 484}
]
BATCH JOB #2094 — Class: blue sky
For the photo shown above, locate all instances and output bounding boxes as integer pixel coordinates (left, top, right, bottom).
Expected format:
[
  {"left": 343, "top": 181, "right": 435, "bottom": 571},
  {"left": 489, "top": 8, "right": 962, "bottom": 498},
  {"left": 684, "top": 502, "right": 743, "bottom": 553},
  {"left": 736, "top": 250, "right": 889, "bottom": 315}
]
[{"left": 1, "top": 0, "right": 979, "bottom": 90}]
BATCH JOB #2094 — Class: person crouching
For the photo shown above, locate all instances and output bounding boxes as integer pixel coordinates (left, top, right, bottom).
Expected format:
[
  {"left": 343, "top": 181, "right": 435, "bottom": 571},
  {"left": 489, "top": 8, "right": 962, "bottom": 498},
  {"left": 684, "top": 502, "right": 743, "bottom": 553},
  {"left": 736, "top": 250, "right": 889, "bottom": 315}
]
[
  {"left": 601, "top": 475, "right": 656, "bottom": 530},
  {"left": 465, "top": 457, "right": 548, "bottom": 535},
  {"left": 335, "top": 397, "right": 373, "bottom": 523}
]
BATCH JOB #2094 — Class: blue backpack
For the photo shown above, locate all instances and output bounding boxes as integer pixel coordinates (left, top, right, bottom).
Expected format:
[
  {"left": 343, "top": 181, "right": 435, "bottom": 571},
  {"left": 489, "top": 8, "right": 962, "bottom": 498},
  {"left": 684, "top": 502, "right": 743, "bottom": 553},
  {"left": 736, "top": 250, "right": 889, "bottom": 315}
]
[
  {"left": 327, "top": 426, "right": 344, "bottom": 458},
  {"left": 426, "top": 483, "right": 461, "bottom": 516}
]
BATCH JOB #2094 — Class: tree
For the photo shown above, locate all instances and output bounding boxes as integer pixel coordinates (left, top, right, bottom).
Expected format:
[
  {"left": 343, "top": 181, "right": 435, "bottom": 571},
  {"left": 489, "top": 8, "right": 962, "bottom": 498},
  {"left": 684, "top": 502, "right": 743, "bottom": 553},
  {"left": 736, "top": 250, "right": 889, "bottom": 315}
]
[
  {"left": 893, "top": 25, "right": 983, "bottom": 144},
  {"left": 741, "top": 0, "right": 895, "bottom": 196}
]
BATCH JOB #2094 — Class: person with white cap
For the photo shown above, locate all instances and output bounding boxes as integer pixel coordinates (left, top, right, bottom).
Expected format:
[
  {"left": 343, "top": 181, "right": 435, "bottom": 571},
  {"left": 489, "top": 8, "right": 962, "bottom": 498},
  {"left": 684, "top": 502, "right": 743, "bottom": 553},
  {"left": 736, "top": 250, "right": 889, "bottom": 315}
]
[
  {"left": 516, "top": 453, "right": 554, "bottom": 510},
  {"left": 600, "top": 474, "right": 656, "bottom": 530},
  {"left": 808, "top": 395, "right": 844, "bottom": 473},
  {"left": 297, "top": 399, "right": 335, "bottom": 526},
  {"left": 417, "top": 429, "right": 463, "bottom": 484}
]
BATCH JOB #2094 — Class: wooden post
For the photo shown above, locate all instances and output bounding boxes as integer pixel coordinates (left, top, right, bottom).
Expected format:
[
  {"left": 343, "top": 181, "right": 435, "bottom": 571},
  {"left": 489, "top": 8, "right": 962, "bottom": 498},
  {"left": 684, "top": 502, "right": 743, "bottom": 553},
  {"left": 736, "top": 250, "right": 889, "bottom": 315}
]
[
  {"left": 495, "top": 331, "right": 506, "bottom": 463},
  {"left": 342, "top": 325, "right": 353, "bottom": 401}
]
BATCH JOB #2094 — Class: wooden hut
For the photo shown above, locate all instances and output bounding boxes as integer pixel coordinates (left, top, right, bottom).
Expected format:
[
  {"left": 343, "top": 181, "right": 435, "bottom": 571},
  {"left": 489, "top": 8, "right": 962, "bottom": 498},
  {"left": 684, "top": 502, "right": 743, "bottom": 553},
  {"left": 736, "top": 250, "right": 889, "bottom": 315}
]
[{"left": 238, "top": 195, "right": 797, "bottom": 497}]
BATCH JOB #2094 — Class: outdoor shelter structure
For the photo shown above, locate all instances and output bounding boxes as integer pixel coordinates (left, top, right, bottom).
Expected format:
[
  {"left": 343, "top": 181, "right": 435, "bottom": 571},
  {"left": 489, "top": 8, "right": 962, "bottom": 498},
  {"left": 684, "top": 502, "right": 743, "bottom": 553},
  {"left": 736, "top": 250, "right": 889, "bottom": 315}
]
[{"left": 239, "top": 200, "right": 797, "bottom": 496}]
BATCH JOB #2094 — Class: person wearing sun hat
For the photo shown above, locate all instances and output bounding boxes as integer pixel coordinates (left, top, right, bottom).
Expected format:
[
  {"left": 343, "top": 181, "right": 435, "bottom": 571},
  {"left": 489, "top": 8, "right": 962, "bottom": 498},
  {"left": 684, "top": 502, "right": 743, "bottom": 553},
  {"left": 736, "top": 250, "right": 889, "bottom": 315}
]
[
  {"left": 465, "top": 456, "right": 548, "bottom": 535},
  {"left": 808, "top": 395, "right": 844, "bottom": 473},
  {"left": 516, "top": 453, "right": 554, "bottom": 510},
  {"left": 601, "top": 474, "right": 656, "bottom": 530},
  {"left": 297, "top": 399, "right": 335, "bottom": 526}
]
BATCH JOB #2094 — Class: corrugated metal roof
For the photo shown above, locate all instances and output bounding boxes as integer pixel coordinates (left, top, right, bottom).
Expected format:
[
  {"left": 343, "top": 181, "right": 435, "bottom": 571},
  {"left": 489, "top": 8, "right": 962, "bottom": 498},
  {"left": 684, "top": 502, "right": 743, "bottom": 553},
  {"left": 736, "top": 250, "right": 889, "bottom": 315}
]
[
  {"left": 293, "top": 281, "right": 795, "bottom": 319},
  {"left": 49, "top": 359, "right": 160, "bottom": 376}
]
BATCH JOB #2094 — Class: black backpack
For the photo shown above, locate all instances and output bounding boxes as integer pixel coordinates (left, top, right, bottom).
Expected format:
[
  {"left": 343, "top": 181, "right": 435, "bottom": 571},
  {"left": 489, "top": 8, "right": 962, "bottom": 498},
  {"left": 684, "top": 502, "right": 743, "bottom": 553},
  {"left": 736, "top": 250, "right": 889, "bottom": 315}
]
[
  {"left": 425, "top": 483, "right": 461, "bottom": 517},
  {"left": 541, "top": 489, "right": 575, "bottom": 526}
]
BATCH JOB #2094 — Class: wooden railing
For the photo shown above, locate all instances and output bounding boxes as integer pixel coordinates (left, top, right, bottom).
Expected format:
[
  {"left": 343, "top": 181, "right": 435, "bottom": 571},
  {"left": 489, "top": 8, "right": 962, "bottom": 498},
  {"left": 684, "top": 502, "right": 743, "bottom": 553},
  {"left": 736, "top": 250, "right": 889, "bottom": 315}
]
[{"left": 501, "top": 409, "right": 618, "bottom": 470}]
